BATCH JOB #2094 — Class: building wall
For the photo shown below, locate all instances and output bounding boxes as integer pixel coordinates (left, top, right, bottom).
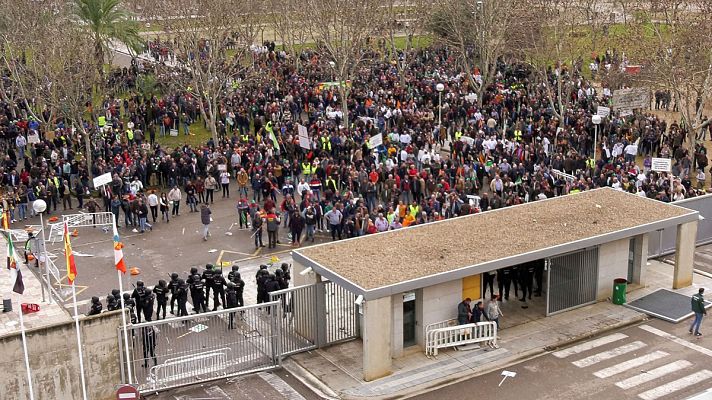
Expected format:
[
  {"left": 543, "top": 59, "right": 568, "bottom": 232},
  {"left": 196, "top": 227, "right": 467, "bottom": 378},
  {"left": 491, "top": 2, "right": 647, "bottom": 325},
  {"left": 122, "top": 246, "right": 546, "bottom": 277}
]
[
  {"left": 391, "top": 294, "right": 404, "bottom": 358},
  {"left": 597, "top": 238, "right": 630, "bottom": 300},
  {"left": 0, "top": 310, "right": 125, "bottom": 400},
  {"left": 418, "top": 279, "right": 462, "bottom": 348}
]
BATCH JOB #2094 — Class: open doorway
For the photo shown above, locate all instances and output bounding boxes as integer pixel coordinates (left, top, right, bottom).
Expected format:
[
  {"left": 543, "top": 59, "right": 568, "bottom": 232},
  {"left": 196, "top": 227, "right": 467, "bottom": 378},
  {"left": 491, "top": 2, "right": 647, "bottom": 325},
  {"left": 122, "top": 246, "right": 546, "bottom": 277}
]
[{"left": 485, "top": 259, "right": 547, "bottom": 329}]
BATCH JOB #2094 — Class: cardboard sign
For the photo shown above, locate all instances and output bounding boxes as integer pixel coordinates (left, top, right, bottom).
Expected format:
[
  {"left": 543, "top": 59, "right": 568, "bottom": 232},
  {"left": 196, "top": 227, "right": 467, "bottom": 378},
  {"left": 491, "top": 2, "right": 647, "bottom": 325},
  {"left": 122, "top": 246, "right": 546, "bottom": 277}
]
[
  {"left": 217, "top": 164, "right": 227, "bottom": 171},
  {"left": 651, "top": 157, "right": 672, "bottom": 173},
  {"left": 297, "top": 124, "right": 310, "bottom": 150},
  {"left": 369, "top": 133, "right": 383, "bottom": 148},
  {"left": 92, "top": 172, "right": 112, "bottom": 188},
  {"left": 27, "top": 131, "right": 40, "bottom": 144},
  {"left": 169, "top": 129, "right": 179, "bottom": 137},
  {"left": 612, "top": 87, "right": 650, "bottom": 111},
  {"left": 460, "top": 136, "right": 475, "bottom": 146},
  {"left": 596, "top": 106, "right": 610, "bottom": 117}
]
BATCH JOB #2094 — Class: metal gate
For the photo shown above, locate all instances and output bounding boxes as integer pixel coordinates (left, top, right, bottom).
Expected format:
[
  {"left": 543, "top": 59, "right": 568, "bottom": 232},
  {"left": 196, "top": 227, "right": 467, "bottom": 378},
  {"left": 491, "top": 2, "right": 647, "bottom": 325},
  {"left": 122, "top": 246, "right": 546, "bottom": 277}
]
[
  {"left": 546, "top": 248, "right": 599, "bottom": 315},
  {"left": 119, "top": 302, "right": 281, "bottom": 393},
  {"left": 269, "top": 280, "right": 359, "bottom": 354}
]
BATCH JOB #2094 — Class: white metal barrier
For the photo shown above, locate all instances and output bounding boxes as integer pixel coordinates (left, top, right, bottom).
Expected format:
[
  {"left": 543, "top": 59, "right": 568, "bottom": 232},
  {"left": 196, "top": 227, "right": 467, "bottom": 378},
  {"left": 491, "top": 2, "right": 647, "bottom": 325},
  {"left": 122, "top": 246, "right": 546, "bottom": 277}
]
[
  {"left": 425, "top": 321, "right": 498, "bottom": 357},
  {"left": 48, "top": 212, "right": 114, "bottom": 243},
  {"left": 147, "top": 349, "right": 230, "bottom": 389},
  {"left": 551, "top": 169, "right": 577, "bottom": 182}
]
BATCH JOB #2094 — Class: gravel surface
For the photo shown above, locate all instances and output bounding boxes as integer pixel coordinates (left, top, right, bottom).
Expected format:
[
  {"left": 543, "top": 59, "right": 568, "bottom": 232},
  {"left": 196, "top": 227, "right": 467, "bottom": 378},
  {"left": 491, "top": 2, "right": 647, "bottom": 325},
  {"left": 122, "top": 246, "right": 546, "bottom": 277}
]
[{"left": 298, "top": 188, "right": 695, "bottom": 290}]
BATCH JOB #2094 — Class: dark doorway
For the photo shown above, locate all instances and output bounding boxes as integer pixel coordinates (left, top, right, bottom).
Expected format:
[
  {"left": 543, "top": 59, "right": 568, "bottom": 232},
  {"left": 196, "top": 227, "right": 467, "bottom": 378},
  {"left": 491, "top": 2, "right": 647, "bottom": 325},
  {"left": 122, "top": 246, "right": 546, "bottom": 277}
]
[{"left": 403, "top": 292, "right": 416, "bottom": 347}]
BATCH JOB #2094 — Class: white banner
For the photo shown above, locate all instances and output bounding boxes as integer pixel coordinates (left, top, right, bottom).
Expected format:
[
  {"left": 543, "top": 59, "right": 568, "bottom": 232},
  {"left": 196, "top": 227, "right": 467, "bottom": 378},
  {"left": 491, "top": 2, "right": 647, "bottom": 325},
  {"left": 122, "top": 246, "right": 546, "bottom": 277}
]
[
  {"left": 369, "top": 133, "right": 383, "bottom": 148},
  {"left": 596, "top": 106, "right": 610, "bottom": 117},
  {"left": 297, "top": 124, "right": 310, "bottom": 150},
  {"left": 651, "top": 157, "right": 672, "bottom": 173},
  {"left": 92, "top": 172, "right": 112, "bottom": 188},
  {"left": 612, "top": 87, "right": 650, "bottom": 111},
  {"left": 460, "top": 136, "right": 475, "bottom": 146}
]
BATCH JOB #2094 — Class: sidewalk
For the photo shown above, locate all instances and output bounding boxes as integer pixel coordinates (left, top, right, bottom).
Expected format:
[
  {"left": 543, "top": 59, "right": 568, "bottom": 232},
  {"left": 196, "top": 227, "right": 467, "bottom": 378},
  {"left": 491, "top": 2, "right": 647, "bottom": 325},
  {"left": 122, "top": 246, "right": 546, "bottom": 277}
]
[
  {"left": 285, "top": 259, "right": 712, "bottom": 400},
  {"left": 0, "top": 244, "right": 71, "bottom": 337}
]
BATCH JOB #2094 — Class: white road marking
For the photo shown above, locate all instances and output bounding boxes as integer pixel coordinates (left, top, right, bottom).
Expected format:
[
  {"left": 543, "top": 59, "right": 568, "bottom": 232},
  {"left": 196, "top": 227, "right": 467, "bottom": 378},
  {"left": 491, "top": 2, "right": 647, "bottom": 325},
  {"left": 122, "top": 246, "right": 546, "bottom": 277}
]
[
  {"left": 638, "top": 370, "right": 712, "bottom": 400},
  {"left": 615, "top": 360, "right": 692, "bottom": 390},
  {"left": 593, "top": 351, "right": 669, "bottom": 378},
  {"left": 573, "top": 341, "right": 647, "bottom": 368},
  {"left": 258, "top": 372, "right": 307, "bottom": 400},
  {"left": 553, "top": 333, "right": 629, "bottom": 358},
  {"left": 639, "top": 325, "right": 712, "bottom": 357}
]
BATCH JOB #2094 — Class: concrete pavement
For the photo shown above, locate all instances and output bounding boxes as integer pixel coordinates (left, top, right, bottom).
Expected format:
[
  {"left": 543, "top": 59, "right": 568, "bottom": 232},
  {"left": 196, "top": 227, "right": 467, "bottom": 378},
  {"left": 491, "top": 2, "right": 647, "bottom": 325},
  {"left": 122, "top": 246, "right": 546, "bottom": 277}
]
[{"left": 285, "top": 259, "right": 712, "bottom": 400}]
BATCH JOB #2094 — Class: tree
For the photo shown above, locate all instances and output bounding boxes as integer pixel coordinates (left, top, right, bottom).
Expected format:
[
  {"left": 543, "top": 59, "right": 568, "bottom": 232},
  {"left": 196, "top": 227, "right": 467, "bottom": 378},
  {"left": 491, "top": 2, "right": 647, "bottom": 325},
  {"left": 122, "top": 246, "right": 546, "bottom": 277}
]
[
  {"left": 629, "top": 0, "right": 712, "bottom": 148},
  {"left": 430, "top": 0, "right": 524, "bottom": 107},
  {"left": 299, "top": 0, "right": 387, "bottom": 129},
  {"left": 268, "top": 0, "right": 309, "bottom": 70},
  {"left": 383, "top": 0, "right": 430, "bottom": 87},
  {"left": 146, "top": 0, "right": 261, "bottom": 143},
  {"left": 70, "top": 0, "right": 143, "bottom": 77}
]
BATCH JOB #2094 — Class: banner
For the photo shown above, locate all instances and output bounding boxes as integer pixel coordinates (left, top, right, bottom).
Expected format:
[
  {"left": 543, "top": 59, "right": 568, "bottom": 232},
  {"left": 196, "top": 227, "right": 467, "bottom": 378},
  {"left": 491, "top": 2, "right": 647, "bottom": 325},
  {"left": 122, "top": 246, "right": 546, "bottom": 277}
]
[
  {"left": 297, "top": 124, "right": 310, "bottom": 150},
  {"left": 369, "top": 133, "right": 383, "bottom": 148},
  {"left": 612, "top": 88, "right": 650, "bottom": 111},
  {"left": 92, "top": 172, "right": 112, "bottom": 188},
  {"left": 596, "top": 106, "right": 610, "bottom": 117}
]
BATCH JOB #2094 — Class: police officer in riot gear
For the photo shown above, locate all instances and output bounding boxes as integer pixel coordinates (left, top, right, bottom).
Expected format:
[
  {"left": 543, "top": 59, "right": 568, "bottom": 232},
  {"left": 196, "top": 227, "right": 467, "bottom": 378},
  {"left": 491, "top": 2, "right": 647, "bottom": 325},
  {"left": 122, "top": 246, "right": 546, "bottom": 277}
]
[
  {"left": 154, "top": 280, "right": 168, "bottom": 320},
  {"left": 141, "top": 326, "right": 157, "bottom": 368},
  {"left": 176, "top": 279, "right": 189, "bottom": 317},
  {"left": 256, "top": 268, "right": 270, "bottom": 304},
  {"left": 142, "top": 288, "right": 155, "bottom": 322},
  {"left": 275, "top": 269, "right": 288, "bottom": 290},
  {"left": 497, "top": 268, "right": 512, "bottom": 300},
  {"left": 226, "top": 282, "right": 239, "bottom": 329},
  {"left": 106, "top": 294, "right": 120, "bottom": 311},
  {"left": 186, "top": 267, "right": 199, "bottom": 312},
  {"left": 131, "top": 280, "right": 147, "bottom": 322},
  {"left": 86, "top": 296, "right": 102, "bottom": 316},
  {"left": 212, "top": 270, "right": 227, "bottom": 311},
  {"left": 534, "top": 260, "right": 545, "bottom": 297},
  {"left": 111, "top": 289, "right": 121, "bottom": 303},
  {"left": 520, "top": 262, "right": 535, "bottom": 303},
  {"left": 227, "top": 264, "right": 240, "bottom": 284},
  {"left": 169, "top": 272, "right": 180, "bottom": 314},
  {"left": 191, "top": 274, "right": 207, "bottom": 313},
  {"left": 281, "top": 263, "right": 291, "bottom": 287},
  {"left": 123, "top": 293, "right": 137, "bottom": 324},
  {"left": 202, "top": 264, "right": 216, "bottom": 308},
  {"left": 231, "top": 271, "right": 245, "bottom": 307}
]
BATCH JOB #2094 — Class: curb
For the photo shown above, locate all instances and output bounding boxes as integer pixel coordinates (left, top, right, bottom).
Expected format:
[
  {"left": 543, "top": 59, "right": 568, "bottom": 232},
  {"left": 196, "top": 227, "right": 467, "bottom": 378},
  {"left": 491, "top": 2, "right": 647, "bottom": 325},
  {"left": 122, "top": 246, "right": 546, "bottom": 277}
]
[
  {"left": 330, "top": 313, "right": 649, "bottom": 400},
  {"left": 282, "top": 358, "right": 341, "bottom": 400}
]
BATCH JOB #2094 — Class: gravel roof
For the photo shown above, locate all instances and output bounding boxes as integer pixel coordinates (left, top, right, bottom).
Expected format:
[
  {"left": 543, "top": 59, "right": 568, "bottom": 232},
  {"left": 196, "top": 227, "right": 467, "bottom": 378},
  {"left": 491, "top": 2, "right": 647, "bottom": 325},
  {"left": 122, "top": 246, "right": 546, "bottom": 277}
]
[{"left": 296, "top": 188, "right": 696, "bottom": 292}]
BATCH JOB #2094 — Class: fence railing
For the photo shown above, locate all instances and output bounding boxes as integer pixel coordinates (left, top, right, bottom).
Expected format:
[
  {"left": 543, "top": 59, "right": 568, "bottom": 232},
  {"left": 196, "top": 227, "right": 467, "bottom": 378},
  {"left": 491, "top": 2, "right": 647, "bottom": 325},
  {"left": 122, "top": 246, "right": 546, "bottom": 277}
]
[
  {"left": 425, "top": 321, "right": 498, "bottom": 357},
  {"left": 648, "top": 194, "right": 712, "bottom": 258},
  {"left": 120, "top": 301, "right": 281, "bottom": 393}
]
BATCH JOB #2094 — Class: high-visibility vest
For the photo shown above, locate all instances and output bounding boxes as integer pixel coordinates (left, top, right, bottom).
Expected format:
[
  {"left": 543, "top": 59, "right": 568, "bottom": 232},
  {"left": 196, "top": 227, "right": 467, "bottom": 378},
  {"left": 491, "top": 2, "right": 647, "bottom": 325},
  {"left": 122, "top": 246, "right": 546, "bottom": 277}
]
[
  {"left": 455, "top": 131, "right": 463, "bottom": 140},
  {"left": 514, "top": 130, "right": 522, "bottom": 142},
  {"left": 302, "top": 162, "right": 311, "bottom": 176},
  {"left": 586, "top": 158, "right": 595, "bottom": 169},
  {"left": 241, "top": 134, "right": 249, "bottom": 143},
  {"left": 127, "top": 129, "right": 134, "bottom": 141},
  {"left": 321, "top": 136, "right": 331, "bottom": 151},
  {"left": 98, "top": 116, "right": 106, "bottom": 127},
  {"left": 53, "top": 176, "right": 59, "bottom": 189},
  {"left": 408, "top": 205, "right": 418, "bottom": 218}
]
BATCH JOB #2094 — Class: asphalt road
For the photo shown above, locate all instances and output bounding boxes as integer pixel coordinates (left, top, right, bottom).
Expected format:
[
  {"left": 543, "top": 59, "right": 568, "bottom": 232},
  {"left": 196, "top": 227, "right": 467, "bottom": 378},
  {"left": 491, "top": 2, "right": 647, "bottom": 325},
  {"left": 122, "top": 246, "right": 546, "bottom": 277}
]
[
  {"left": 146, "top": 370, "right": 321, "bottom": 400},
  {"left": 665, "top": 244, "right": 712, "bottom": 276},
  {"left": 413, "top": 318, "right": 712, "bottom": 400}
]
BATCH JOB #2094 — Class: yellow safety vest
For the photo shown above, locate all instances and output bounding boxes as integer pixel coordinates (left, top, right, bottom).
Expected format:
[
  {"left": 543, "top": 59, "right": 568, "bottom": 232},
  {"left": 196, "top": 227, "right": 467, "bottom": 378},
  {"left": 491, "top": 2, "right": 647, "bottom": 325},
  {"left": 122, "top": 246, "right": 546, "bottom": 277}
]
[
  {"left": 302, "top": 162, "right": 311, "bottom": 176},
  {"left": 586, "top": 158, "right": 595, "bottom": 169},
  {"left": 127, "top": 129, "right": 134, "bottom": 140},
  {"left": 321, "top": 136, "right": 331, "bottom": 151},
  {"left": 455, "top": 131, "right": 463, "bottom": 140},
  {"left": 53, "top": 176, "right": 59, "bottom": 189},
  {"left": 409, "top": 205, "right": 418, "bottom": 218},
  {"left": 98, "top": 116, "right": 106, "bottom": 127},
  {"left": 241, "top": 134, "right": 249, "bottom": 143},
  {"left": 514, "top": 130, "right": 522, "bottom": 142}
]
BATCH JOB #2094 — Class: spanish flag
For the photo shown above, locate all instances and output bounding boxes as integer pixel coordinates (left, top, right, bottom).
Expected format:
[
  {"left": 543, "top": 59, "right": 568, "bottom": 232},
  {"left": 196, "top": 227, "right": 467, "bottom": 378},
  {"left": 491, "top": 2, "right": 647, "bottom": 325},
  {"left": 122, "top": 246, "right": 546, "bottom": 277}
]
[
  {"left": 64, "top": 222, "right": 77, "bottom": 284},
  {"left": 5, "top": 233, "right": 24, "bottom": 294}
]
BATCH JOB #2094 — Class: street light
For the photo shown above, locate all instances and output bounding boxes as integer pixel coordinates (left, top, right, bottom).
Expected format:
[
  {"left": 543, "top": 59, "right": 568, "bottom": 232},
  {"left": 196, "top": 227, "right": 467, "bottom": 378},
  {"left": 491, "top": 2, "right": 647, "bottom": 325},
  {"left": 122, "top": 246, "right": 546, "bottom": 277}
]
[
  {"left": 436, "top": 83, "right": 445, "bottom": 137},
  {"left": 592, "top": 114, "right": 602, "bottom": 161},
  {"left": 32, "top": 199, "right": 51, "bottom": 304}
]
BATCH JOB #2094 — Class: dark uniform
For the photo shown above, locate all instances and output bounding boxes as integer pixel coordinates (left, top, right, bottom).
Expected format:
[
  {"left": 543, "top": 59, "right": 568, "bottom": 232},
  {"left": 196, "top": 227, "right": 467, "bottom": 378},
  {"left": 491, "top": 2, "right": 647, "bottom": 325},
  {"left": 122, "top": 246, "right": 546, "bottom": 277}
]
[
  {"left": 186, "top": 267, "right": 199, "bottom": 312},
  {"left": 230, "top": 271, "right": 245, "bottom": 307},
  {"left": 256, "top": 268, "right": 270, "bottom": 304},
  {"left": 168, "top": 273, "right": 180, "bottom": 314},
  {"left": 497, "top": 268, "right": 512, "bottom": 300},
  {"left": 202, "top": 264, "right": 215, "bottom": 308},
  {"left": 106, "top": 294, "right": 120, "bottom": 311},
  {"left": 86, "top": 296, "right": 102, "bottom": 316},
  {"left": 226, "top": 282, "right": 239, "bottom": 329},
  {"left": 131, "top": 281, "right": 148, "bottom": 323},
  {"left": 141, "top": 326, "right": 157, "bottom": 368},
  {"left": 154, "top": 280, "right": 168, "bottom": 320},
  {"left": 534, "top": 260, "right": 545, "bottom": 296},
  {"left": 227, "top": 265, "right": 240, "bottom": 284},
  {"left": 142, "top": 288, "right": 155, "bottom": 322},
  {"left": 176, "top": 279, "right": 189, "bottom": 317},
  {"left": 191, "top": 274, "right": 207, "bottom": 313},
  {"left": 483, "top": 271, "right": 496, "bottom": 299},
  {"left": 212, "top": 272, "right": 227, "bottom": 311},
  {"left": 123, "top": 293, "right": 137, "bottom": 324},
  {"left": 519, "top": 263, "right": 535, "bottom": 301}
]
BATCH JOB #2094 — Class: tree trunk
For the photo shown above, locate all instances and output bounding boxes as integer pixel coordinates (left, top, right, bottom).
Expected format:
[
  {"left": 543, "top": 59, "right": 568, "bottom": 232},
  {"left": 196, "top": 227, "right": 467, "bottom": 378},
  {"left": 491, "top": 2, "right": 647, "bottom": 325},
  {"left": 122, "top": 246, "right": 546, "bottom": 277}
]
[
  {"left": 340, "top": 85, "right": 349, "bottom": 129},
  {"left": 77, "top": 116, "right": 94, "bottom": 180}
]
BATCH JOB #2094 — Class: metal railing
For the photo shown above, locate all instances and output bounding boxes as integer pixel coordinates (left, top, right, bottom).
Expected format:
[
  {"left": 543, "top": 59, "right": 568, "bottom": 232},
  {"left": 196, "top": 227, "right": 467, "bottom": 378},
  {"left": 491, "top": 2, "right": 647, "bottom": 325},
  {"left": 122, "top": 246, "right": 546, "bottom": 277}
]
[
  {"left": 425, "top": 321, "right": 498, "bottom": 357},
  {"left": 324, "top": 281, "right": 359, "bottom": 344},
  {"left": 551, "top": 169, "right": 577, "bottom": 182},
  {"left": 48, "top": 212, "right": 115, "bottom": 243},
  {"left": 269, "top": 284, "right": 319, "bottom": 356},
  {"left": 120, "top": 301, "right": 281, "bottom": 393}
]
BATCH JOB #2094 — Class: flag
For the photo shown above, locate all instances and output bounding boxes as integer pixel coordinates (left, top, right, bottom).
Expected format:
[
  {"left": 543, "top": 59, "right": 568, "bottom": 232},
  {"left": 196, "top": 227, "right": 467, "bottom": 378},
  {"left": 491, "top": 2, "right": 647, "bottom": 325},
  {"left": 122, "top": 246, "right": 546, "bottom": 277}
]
[
  {"left": 6, "top": 233, "right": 24, "bottom": 294},
  {"left": 1, "top": 209, "right": 8, "bottom": 230},
  {"left": 265, "top": 122, "right": 279, "bottom": 149},
  {"left": 64, "top": 222, "right": 77, "bottom": 284},
  {"left": 113, "top": 224, "right": 126, "bottom": 274}
]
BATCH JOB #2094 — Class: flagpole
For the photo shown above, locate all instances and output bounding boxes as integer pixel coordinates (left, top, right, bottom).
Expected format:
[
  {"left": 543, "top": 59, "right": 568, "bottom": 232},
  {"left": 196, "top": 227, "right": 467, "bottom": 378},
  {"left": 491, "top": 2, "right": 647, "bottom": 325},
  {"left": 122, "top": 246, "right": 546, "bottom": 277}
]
[
  {"left": 71, "top": 282, "right": 88, "bottom": 400},
  {"left": 16, "top": 295, "right": 35, "bottom": 400},
  {"left": 114, "top": 215, "right": 133, "bottom": 384}
]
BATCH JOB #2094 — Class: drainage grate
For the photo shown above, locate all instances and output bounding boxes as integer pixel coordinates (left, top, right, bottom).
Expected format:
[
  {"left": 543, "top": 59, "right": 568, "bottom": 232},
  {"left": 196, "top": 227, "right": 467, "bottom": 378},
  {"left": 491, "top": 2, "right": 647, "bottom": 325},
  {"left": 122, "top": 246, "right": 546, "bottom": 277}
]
[{"left": 625, "top": 289, "right": 712, "bottom": 323}]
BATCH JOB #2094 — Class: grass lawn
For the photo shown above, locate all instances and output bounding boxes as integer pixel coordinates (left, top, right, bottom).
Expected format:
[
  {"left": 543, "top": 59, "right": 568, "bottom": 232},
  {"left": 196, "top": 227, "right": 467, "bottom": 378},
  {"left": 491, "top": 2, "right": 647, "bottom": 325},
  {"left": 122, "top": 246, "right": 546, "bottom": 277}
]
[{"left": 155, "top": 121, "right": 213, "bottom": 149}]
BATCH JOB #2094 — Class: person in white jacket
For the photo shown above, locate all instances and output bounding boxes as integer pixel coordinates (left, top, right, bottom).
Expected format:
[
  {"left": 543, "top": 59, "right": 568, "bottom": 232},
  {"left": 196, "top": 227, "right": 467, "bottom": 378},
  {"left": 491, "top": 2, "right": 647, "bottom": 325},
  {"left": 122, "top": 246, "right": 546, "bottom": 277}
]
[{"left": 168, "top": 186, "right": 182, "bottom": 216}]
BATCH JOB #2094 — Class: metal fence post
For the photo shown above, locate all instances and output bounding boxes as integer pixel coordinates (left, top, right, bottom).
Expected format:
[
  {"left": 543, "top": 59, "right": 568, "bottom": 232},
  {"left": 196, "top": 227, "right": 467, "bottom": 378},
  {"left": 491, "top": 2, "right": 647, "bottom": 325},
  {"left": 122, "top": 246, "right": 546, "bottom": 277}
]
[{"left": 316, "top": 281, "right": 328, "bottom": 347}]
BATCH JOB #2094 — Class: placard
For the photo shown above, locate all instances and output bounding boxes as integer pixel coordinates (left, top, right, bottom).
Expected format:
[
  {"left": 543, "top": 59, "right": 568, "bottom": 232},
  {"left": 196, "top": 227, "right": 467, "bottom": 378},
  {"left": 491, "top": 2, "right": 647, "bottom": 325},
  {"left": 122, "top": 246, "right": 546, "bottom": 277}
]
[
  {"left": 218, "top": 164, "right": 227, "bottom": 171},
  {"left": 369, "top": 133, "right": 383, "bottom": 148},
  {"left": 612, "top": 87, "right": 650, "bottom": 111},
  {"left": 92, "top": 172, "right": 112, "bottom": 188},
  {"left": 651, "top": 157, "right": 672, "bottom": 173},
  {"left": 169, "top": 129, "right": 179, "bottom": 137},
  {"left": 297, "top": 124, "right": 310, "bottom": 150},
  {"left": 460, "top": 136, "right": 475, "bottom": 146},
  {"left": 27, "top": 131, "right": 40, "bottom": 144},
  {"left": 596, "top": 106, "right": 610, "bottom": 117}
]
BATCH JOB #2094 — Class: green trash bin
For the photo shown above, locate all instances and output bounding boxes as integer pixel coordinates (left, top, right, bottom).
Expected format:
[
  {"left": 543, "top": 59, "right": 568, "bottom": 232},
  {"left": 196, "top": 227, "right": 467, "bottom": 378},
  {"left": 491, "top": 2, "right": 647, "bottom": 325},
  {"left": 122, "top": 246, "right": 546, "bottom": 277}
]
[{"left": 612, "top": 278, "right": 628, "bottom": 305}]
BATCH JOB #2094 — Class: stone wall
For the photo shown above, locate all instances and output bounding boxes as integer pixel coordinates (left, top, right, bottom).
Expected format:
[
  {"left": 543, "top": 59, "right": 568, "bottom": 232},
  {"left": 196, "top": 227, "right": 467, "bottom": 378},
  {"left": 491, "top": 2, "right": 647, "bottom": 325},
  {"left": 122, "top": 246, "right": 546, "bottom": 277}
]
[{"left": 0, "top": 310, "right": 125, "bottom": 400}]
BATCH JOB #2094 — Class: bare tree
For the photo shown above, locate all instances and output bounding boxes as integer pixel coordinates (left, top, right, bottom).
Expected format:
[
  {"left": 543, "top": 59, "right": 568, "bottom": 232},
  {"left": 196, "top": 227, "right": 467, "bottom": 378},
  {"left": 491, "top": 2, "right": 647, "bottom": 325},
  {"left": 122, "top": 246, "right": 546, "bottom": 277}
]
[
  {"left": 430, "top": 0, "right": 524, "bottom": 107},
  {"left": 299, "top": 0, "right": 387, "bottom": 129},
  {"left": 630, "top": 0, "right": 712, "bottom": 147},
  {"left": 268, "top": 0, "right": 309, "bottom": 70},
  {"left": 147, "top": 0, "right": 261, "bottom": 142},
  {"left": 383, "top": 0, "right": 429, "bottom": 87}
]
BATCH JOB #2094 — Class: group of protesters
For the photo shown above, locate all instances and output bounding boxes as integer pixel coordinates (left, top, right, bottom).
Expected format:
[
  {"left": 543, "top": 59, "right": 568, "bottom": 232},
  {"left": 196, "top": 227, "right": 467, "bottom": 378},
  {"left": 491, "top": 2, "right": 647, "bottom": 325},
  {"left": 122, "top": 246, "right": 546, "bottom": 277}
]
[{"left": 0, "top": 44, "right": 710, "bottom": 246}]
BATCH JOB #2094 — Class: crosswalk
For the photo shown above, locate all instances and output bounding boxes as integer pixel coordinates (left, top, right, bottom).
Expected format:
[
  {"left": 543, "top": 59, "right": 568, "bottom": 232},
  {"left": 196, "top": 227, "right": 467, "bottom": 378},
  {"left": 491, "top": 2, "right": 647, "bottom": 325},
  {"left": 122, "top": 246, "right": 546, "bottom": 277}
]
[{"left": 553, "top": 329, "right": 712, "bottom": 400}]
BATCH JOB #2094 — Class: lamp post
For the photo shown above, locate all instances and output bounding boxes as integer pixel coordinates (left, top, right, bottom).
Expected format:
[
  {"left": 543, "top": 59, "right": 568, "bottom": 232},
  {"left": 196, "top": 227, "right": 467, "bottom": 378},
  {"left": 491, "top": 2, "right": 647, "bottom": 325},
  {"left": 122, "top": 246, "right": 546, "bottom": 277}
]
[
  {"left": 592, "top": 114, "right": 602, "bottom": 161},
  {"left": 436, "top": 83, "right": 444, "bottom": 136},
  {"left": 32, "top": 199, "right": 50, "bottom": 304}
]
